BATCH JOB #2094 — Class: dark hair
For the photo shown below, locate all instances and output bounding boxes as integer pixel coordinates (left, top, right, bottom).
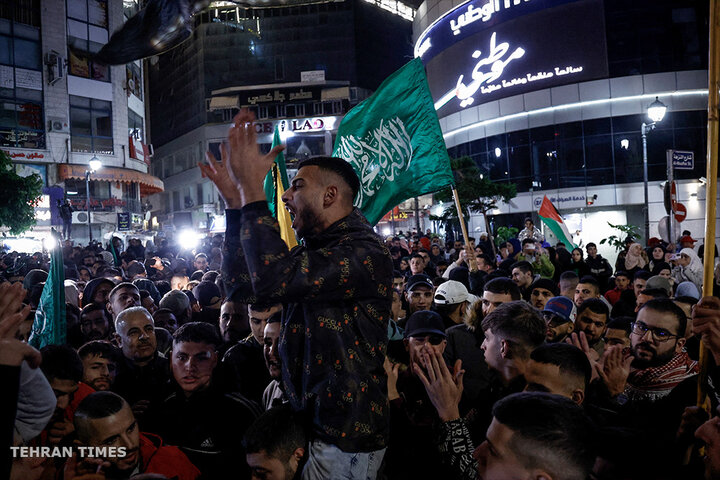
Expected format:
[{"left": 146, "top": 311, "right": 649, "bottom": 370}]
[
  {"left": 530, "top": 344, "right": 591, "bottom": 390},
  {"left": 74, "top": 391, "right": 127, "bottom": 442},
  {"left": 607, "top": 316, "right": 632, "bottom": 334},
  {"left": 578, "top": 276, "right": 599, "bottom": 288},
  {"left": 481, "top": 301, "right": 545, "bottom": 358},
  {"left": 586, "top": 242, "right": 597, "bottom": 249},
  {"left": 511, "top": 261, "right": 532, "bottom": 274},
  {"left": 521, "top": 238, "right": 535, "bottom": 246},
  {"left": 577, "top": 298, "right": 609, "bottom": 318},
  {"left": 78, "top": 340, "right": 119, "bottom": 362},
  {"left": 633, "top": 270, "right": 652, "bottom": 281},
  {"left": 108, "top": 282, "right": 139, "bottom": 301},
  {"left": 524, "top": 217, "right": 533, "bottom": 224},
  {"left": 173, "top": 321, "right": 221, "bottom": 348},
  {"left": 297, "top": 156, "right": 360, "bottom": 201},
  {"left": 40, "top": 345, "right": 83, "bottom": 382},
  {"left": 194, "top": 253, "right": 207, "bottom": 260},
  {"left": 639, "top": 298, "right": 687, "bottom": 337},
  {"left": 243, "top": 406, "right": 307, "bottom": 459},
  {"left": 559, "top": 271, "right": 579, "bottom": 282},
  {"left": 639, "top": 287, "right": 669, "bottom": 299},
  {"left": 483, "top": 277, "right": 521, "bottom": 301},
  {"left": 614, "top": 271, "right": 630, "bottom": 279},
  {"left": 410, "top": 253, "right": 424, "bottom": 261},
  {"left": 477, "top": 253, "right": 496, "bottom": 269},
  {"left": 81, "top": 302, "right": 110, "bottom": 321},
  {"left": 492, "top": 392, "right": 595, "bottom": 480}
]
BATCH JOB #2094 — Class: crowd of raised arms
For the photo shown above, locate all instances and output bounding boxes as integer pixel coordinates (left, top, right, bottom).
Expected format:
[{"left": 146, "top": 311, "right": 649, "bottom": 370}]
[{"left": 3, "top": 111, "right": 720, "bottom": 480}]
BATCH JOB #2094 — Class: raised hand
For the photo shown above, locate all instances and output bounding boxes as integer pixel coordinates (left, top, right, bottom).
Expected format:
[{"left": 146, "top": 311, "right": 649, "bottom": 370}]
[
  {"left": 565, "top": 331, "right": 600, "bottom": 381},
  {"left": 414, "top": 345, "right": 464, "bottom": 422},
  {"left": 383, "top": 357, "right": 400, "bottom": 401},
  {"left": 198, "top": 143, "right": 242, "bottom": 210},
  {"left": 692, "top": 296, "right": 720, "bottom": 364},
  {"left": 0, "top": 283, "right": 40, "bottom": 368},
  {"left": 226, "top": 109, "right": 285, "bottom": 207},
  {"left": 596, "top": 345, "right": 632, "bottom": 396}
]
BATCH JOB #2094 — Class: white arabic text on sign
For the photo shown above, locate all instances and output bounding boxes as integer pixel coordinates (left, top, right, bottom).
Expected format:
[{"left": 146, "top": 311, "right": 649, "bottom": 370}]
[
  {"left": 434, "top": 31, "right": 585, "bottom": 111},
  {"left": 14, "top": 68, "right": 42, "bottom": 91},
  {"left": 671, "top": 150, "right": 694, "bottom": 170}
]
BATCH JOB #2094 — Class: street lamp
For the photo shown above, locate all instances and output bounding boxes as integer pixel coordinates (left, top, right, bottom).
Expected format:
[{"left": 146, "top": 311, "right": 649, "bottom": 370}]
[
  {"left": 641, "top": 96, "right": 667, "bottom": 242},
  {"left": 86, "top": 156, "right": 102, "bottom": 244}
]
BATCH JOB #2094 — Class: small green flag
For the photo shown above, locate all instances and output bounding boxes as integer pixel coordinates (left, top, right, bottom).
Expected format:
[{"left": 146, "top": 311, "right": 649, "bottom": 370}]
[
  {"left": 263, "top": 127, "right": 291, "bottom": 218},
  {"left": 29, "top": 231, "right": 66, "bottom": 348},
  {"left": 332, "top": 57, "right": 454, "bottom": 225}
]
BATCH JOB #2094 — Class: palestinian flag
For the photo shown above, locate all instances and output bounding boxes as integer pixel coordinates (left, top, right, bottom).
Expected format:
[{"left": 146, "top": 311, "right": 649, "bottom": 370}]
[{"left": 538, "top": 196, "right": 577, "bottom": 249}]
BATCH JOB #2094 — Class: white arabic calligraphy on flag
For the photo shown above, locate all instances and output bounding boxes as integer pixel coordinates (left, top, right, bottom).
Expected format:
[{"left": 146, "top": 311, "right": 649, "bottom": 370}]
[{"left": 335, "top": 117, "right": 413, "bottom": 207}]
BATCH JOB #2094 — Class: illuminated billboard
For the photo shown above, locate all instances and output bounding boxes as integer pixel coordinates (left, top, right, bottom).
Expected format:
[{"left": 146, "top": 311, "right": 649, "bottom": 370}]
[{"left": 418, "top": 0, "right": 609, "bottom": 117}]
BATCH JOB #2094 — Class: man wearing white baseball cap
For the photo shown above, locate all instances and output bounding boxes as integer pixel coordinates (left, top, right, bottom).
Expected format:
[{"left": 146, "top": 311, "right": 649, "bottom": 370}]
[{"left": 433, "top": 280, "right": 477, "bottom": 331}]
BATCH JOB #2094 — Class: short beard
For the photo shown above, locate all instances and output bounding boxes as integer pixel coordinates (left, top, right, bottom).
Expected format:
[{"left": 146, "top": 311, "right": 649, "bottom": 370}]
[
  {"left": 631, "top": 343, "right": 676, "bottom": 369},
  {"left": 294, "top": 207, "right": 322, "bottom": 239}
]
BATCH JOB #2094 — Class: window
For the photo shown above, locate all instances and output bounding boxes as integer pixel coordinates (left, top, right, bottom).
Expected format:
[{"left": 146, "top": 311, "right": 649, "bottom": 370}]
[
  {"left": 67, "top": 0, "right": 110, "bottom": 81},
  {"left": 126, "top": 62, "right": 142, "bottom": 99},
  {"left": 0, "top": 4, "right": 44, "bottom": 149},
  {"left": 128, "top": 108, "right": 143, "bottom": 140},
  {"left": 70, "top": 95, "right": 113, "bottom": 153}
]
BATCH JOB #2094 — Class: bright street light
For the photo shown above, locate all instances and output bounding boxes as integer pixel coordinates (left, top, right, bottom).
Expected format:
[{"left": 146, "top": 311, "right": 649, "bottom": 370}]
[{"left": 647, "top": 97, "right": 668, "bottom": 123}]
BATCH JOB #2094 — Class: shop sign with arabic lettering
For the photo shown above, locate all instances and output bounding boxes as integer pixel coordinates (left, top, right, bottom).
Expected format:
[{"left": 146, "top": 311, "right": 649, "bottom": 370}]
[{"left": 420, "top": 0, "right": 608, "bottom": 117}]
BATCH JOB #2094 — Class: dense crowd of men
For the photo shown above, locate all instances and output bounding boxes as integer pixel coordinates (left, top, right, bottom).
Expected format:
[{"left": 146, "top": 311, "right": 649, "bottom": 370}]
[{"left": 3, "top": 110, "right": 720, "bottom": 479}]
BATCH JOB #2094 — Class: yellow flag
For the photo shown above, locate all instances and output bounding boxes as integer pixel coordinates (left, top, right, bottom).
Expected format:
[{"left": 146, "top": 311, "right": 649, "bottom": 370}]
[{"left": 275, "top": 164, "right": 298, "bottom": 249}]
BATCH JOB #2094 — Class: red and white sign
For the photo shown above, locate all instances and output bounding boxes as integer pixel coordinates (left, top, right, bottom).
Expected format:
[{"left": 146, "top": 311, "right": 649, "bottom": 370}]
[
  {"left": 674, "top": 203, "right": 687, "bottom": 223},
  {"left": 2, "top": 148, "right": 46, "bottom": 160},
  {"left": 128, "top": 136, "right": 151, "bottom": 166}
]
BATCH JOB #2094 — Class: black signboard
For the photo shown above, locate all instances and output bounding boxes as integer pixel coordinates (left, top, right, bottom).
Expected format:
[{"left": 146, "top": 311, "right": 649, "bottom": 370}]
[
  {"left": 117, "top": 212, "right": 130, "bottom": 231},
  {"left": 422, "top": 0, "right": 609, "bottom": 118}
]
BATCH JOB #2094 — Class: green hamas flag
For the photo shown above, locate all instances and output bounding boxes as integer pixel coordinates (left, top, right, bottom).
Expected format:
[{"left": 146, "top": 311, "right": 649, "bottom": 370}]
[
  {"left": 332, "top": 58, "right": 454, "bottom": 225},
  {"left": 30, "top": 231, "right": 66, "bottom": 348}
]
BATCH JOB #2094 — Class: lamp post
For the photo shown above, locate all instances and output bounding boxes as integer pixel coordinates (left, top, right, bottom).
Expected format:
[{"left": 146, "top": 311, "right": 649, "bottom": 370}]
[
  {"left": 641, "top": 96, "right": 667, "bottom": 242},
  {"left": 86, "top": 156, "right": 102, "bottom": 245}
]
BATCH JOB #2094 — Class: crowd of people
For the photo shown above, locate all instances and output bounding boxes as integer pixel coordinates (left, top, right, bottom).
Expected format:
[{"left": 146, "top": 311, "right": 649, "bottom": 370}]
[{"left": 3, "top": 110, "right": 720, "bottom": 480}]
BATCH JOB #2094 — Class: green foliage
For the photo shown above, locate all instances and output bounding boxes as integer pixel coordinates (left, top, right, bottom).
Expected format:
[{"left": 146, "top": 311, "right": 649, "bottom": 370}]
[
  {"left": 598, "top": 222, "right": 642, "bottom": 253},
  {"left": 434, "top": 156, "right": 517, "bottom": 219},
  {"left": 0, "top": 150, "right": 43, "bottom": 235},
  {"left": 495, "top": 226, "right": 519, "bottom": 244}
]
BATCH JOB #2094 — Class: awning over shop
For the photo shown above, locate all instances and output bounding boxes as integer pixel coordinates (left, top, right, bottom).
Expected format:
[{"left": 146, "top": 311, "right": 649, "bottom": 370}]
[
  {"left": 58, "top": 164, "right": 164, "bottom": 196},
  {"left": 209, "top": 95, "right": 239, "bottom": 111}
]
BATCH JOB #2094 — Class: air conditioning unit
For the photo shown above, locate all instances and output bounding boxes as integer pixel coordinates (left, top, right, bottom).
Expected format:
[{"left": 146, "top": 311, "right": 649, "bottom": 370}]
[
  {"left": 48, "top": 116, "right": 69, "bottom": 133},
  {"left": 44, "top": 51, "right": 64, "bottom": 86},
  {"left": 73, "top": 211, "right": 89, "bottom": 223}
]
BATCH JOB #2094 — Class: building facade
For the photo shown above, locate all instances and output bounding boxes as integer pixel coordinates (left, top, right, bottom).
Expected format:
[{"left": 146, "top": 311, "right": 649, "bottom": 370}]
[
  {"left": 414, "top": 0, "right": 718, "bottom": 262},
  {"left": 2, "top": 0, "right": 162, "bottom": 246},
  {"left": 147, "top": 0, "right": 413, "bottom": 232}
]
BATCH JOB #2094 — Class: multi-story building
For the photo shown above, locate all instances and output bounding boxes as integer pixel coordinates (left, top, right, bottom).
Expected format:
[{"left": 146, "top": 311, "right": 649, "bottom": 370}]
[
  {"left": 414, "top": 0, "right": 717, "bottom": 261},
  {"left": 2, "top": 0, "right": 162, "bottom": 245},
  {"left": 147, "top": 0, "right": 414, "bottom": 232}
]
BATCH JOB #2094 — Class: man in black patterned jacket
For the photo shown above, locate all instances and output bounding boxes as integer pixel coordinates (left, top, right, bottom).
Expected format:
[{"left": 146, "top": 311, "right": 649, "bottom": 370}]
[{"left": 199, "top": 109, "right": 393, "bottom": 480}]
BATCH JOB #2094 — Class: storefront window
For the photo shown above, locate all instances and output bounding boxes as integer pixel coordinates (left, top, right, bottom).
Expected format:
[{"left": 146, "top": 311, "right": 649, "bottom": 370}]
[{"left": 447, "top": 111, "right": 710, "bottom": 194}]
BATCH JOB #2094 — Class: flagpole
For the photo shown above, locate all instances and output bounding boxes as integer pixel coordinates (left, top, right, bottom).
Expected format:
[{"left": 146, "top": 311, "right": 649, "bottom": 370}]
[
  {"left": 697, "top": 0, "right": 720, "bottom": 410},
  {"left": 452, "top": 187, "right": 477, "bottom": 271}
]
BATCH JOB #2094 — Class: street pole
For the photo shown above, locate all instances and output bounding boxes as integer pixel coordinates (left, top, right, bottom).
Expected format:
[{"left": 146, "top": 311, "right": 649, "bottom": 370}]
[
  {"left": 666, "top": 149, "right": 675, "bottom": 243},
  {"left": 86, "top": 169, "right": 92, "bottom": 244},
  {"left": 641, "top": 122, "right": 651, "bottom": 243}
]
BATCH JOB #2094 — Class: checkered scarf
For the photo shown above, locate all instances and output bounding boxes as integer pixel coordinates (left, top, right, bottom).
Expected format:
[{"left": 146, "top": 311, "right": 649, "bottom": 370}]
[{"left": 624, "top": 351, "right": 699, "bottom": 403}]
